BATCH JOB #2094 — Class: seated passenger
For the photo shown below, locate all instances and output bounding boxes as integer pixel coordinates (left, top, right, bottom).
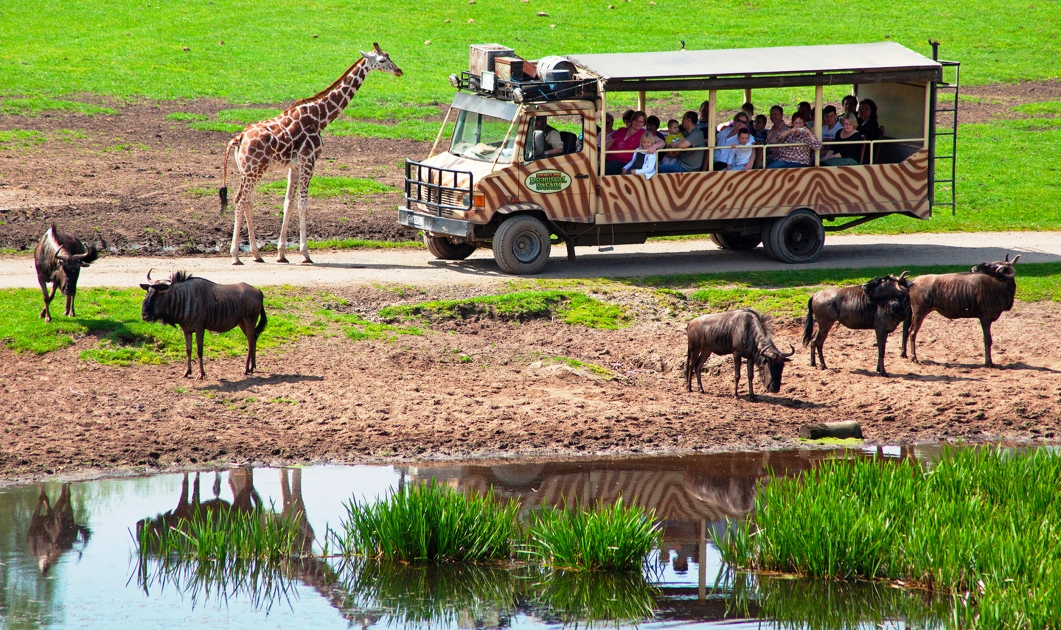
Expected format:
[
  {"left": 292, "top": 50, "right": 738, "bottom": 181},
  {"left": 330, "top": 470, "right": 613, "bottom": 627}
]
[
  {"left": 533, "top": 116, "right": 564, "bottom": 159},
  {"left": 858, "top": 99, "right": 882, "bottom": 141},
  {"left": 751, "top": 114, "right": 768, "bottom": 144},
  {"left": 822, "top": 113, "right": 864, "bottom": 166},
  {"left": 724, "top": 128, "right": 756, "bottom": 171},
  {"left": 646, "top": 115, "right": 666, "bottom": 140},
  {"left": 842, "top": 95, "right": 859, "bottom": 118},
  {"left": 605, "top": 110, "right": 662, "bottom": 175},
  {"left": 796, "top": 101, "right": 813, "bottom": 129},
  {"left": 661, "top": 119, "right": 682, "bottom": 166},
  {"left": 715, "top": 113, "right": 749, "bottom": 171},
  {"left": 766, "top": 112, "right": 820, "bottom": 168},
  {"left": 658, "top": 111, "right": 706, "bottom": 174},
  {"left": 696, "top": 100, "right": 712, "bottom": 131},
  {"left": 764, "top": 105, "right": 789, "bottom": 163},
  {"left": 621, "top": 131, "right": 659, "bottom": 180},
  {"left": 820, "top": 105, "right": 841, "bottom": 140}
]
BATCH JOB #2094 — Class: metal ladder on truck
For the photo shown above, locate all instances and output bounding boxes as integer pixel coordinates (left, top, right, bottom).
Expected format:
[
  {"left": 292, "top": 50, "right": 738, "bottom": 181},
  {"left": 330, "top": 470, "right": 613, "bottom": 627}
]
[{"left": 929, "top": 40, "right": 960, "bottom": 215}]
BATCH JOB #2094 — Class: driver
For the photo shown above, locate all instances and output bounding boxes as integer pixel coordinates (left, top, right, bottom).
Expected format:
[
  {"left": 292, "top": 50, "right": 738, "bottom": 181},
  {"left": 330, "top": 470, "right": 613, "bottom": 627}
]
[{"left": 534, "top": 116, "right": 564, "bottom": 159}]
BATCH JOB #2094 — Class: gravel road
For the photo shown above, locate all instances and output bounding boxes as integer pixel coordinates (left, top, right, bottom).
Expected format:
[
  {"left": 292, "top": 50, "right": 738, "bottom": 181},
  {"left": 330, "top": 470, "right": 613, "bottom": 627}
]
[{"left": 2, "top": 232, "right": 1058, "bottom": 289}]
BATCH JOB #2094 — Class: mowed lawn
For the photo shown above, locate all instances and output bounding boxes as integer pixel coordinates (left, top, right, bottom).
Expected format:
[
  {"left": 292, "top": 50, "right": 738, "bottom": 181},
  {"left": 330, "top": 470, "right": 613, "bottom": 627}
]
[{"left": 1, "top": 0, "right": 1059, "bottom": 233}]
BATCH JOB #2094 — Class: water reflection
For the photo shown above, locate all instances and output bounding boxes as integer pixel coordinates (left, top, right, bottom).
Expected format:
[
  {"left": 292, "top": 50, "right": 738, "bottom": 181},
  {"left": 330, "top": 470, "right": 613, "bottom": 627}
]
[{"left": 0, "top": 446, "right": 956, "bottom": 629}]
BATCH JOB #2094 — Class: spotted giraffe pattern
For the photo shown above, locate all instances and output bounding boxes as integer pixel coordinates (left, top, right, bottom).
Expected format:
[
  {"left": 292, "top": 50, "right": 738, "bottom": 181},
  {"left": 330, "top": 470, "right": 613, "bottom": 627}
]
[{"left": 220, "top": 43, "right": 402, "bottom": 265}]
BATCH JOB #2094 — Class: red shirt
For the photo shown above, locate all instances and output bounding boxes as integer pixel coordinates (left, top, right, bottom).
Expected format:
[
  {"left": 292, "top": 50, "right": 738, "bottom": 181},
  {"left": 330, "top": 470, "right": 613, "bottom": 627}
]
[{"left": 607, "top": 127, "right": 644, "bottom": 163}]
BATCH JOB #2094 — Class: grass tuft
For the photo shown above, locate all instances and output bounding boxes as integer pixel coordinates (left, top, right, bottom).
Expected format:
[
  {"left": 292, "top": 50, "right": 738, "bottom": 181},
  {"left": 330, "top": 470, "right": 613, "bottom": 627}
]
[
  {"left": 0, "top": 129, "right": 46, "bottom": 149},
  {"left": 523, "top": 497, "right": 662, "bottom": 572},
  {"left": 332, "top": 480, "right": 519, "bottom": 562},
  {"left": 379, "top": 290, "right": 627, "bottom": 329},
  {"left": 258, "top": 175, "right": 397, "bottom": 198},
  {"left": 719, "top": 447, "right": 1061, "bottom": 627}
]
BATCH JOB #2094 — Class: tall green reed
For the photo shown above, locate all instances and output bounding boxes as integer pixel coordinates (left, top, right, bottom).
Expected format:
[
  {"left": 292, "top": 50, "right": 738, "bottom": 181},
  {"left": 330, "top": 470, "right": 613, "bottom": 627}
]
[
  {"left": 331, "top": 479, "right": 519, "bottom": 562},
  {"left": 719, "top": 447, "right": 1061, "bottom": 629},
  {"left": 523, "top": 497, "right": 662, "bottom": 572}
]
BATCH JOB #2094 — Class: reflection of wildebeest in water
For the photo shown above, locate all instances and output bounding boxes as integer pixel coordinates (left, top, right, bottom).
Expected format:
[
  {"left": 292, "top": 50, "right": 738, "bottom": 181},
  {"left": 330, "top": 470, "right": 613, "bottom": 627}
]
[
  {"left": 682, "top": 470, "right": 760, "bottom": 516},
  {"left": 136, "top": 468, "right": 263, "bottom": 538},
  {"left": 27, "top": 484, "right": 91, "bottom": 575}
]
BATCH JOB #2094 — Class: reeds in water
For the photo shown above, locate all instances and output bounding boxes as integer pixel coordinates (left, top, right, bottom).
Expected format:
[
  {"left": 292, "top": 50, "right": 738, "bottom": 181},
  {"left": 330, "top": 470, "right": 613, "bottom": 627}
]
[
  {"left": 719, "top": 447, "right": 1061, "bottom": 628},
  {"left": 523, "top": 497, "right": 662, "bottom": 571},
  {"left": 332, "top": 480, "right": 519, "bottom": 562}
]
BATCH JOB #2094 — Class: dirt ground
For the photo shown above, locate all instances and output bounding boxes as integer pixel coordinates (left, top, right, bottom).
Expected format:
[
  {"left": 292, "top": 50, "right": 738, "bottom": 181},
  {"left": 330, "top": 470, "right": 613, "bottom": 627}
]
[
  {"left": 1, "top": 80, "right": 1058, "bottom": 254},
  {"left": 2, "top": 285, "right": 1059, "bottom": 480}
]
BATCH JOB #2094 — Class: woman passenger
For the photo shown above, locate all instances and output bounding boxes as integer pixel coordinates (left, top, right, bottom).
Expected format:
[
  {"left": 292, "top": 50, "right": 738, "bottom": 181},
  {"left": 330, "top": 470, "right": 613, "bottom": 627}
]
[
  {"left": 766, "top": 112, "right": 820, "bottom": 168},
  {"left": 822, "top": 113, "right": 864, "bottom": 166},
  {"left": 857, "top": 99, "right": 882, "bottom": 141},
  {"left": 605, "top": 110, "right": 662, "bottom": 175}
]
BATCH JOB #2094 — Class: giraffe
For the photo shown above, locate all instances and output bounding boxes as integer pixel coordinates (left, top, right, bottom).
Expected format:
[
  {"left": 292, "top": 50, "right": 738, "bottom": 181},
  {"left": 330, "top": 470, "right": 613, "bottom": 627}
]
[{"left": 219, "top": 43, "right": 403, "bottom": 265}]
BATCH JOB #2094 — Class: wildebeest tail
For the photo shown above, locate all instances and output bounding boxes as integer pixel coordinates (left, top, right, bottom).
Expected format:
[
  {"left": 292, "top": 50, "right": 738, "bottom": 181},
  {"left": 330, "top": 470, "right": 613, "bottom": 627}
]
[
  {"left": 802, "top": 297, "right": 815, "bottom": 347},
  {"left": 254, "top": 308, "right": 268, "bottom": 341},
  {"left": 219, "top": 133, "right": 242, "bottom": 213}
]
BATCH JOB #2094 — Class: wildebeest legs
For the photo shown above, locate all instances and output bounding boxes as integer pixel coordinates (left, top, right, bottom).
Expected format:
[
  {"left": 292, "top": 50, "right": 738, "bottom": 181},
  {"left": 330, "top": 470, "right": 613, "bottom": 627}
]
[
  {"left": 810, "top": 320, "right": 834, "bottom": 369},
  {"left": 183, "top": 331, "right": 194, "bottom": 378},
  {"left": 981, "top": 316, "right": 996, "bottom": 367},
  {"left": 734, "top": 354, "right": 757, "bottom": 400},
  {"left": 905, "top": 308, "right": 931, "bottom": 364},
  {"left": 182, "top": 329, "right": 208, "bottom": 379},
  {"left": 64, "top": 292, "right": 76, "bottom": 317},
  {"left": 239, "top": 317, "right": 257, "bottom": 374},
  {"left": 875, "top": 327, "right": 889, "bottom": 376},
  {"left": 38, "top": 279, "right": 58, "bottom": 322}
]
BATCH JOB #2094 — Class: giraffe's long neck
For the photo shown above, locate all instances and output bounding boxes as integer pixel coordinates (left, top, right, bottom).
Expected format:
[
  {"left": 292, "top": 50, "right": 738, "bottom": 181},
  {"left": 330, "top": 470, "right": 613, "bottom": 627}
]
[{"left": 314, "top": 59, "right": 370, "bottom": 129}]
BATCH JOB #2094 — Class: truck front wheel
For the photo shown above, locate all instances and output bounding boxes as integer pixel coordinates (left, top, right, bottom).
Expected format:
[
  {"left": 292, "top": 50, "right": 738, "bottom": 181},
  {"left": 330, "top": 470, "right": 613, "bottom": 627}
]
[
  {"left": 492, "top": 215, "right": 551, "bottom": 275},
  {"left": 424, "top": 233, "right": 477, "bottom": 260}
]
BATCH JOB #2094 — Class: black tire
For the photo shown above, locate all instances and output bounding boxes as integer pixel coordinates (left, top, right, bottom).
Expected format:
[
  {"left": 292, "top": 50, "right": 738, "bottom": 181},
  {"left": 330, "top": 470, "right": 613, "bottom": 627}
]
[
  {"left": 424, "top": 233, "right": 476, "bottom": 260},
  {"left": 764, "top": 209, "right": 824, "bottom": 263},
  {"left": 760, "top": 219, "right": 778, "bottom": 259},
  {"left": 492, "top": 215, "right": 551, "bottom": 275},
  {"left": 710, "top": 232, "right": 762, "bottom": 251}
]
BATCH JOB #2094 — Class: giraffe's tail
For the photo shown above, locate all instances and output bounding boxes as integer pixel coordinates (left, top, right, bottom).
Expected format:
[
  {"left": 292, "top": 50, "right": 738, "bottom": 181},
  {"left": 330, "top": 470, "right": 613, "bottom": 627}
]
[{"left": 219, "top": 133, "right": 242, "bottom": 214}]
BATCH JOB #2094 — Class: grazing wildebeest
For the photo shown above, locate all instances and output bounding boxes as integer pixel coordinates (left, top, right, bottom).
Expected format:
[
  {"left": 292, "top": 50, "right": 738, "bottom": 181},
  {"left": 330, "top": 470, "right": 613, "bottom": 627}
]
[
  {"left": 902, "top": 255, "right": 1019, "bottom": 367},
  {"left": 34, "top": 225, "right": 98, "bottom": 323},
  {"left": 139, "top": 270, "right": 267, "bottom": 379},
  {"left": 802, "top": 273, "right": 910, "bottom": 376},
  {"left": 686, "top": 308, "right": 794, "bottom": 400}
]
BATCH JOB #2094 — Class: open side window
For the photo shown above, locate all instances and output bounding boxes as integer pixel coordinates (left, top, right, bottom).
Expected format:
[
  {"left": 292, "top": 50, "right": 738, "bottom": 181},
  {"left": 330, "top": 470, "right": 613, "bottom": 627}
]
[{"left": 524, "top": 114, "right": 584, "bottom": 162}]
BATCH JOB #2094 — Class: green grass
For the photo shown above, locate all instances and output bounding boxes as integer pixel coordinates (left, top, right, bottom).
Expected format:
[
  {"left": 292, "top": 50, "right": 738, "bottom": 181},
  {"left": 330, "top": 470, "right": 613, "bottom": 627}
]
[
  {"left": 187, "top": 121, "right": 243, "bottom": 133},
  {"left": 319, "top": 309, "right": 423, "bottom": 343},
  {"left": 215, "top": 107, "right": 282, "bottom": 123},
  {"left": 718, "top": 447, "right": 1061, "bottom": 628},
  {"left": 379, "top": 290, "right": 627, "bottom": 329},
  {"left": 164, "top": 111, "right": 209, "bottom": 122},
  {"left": 1, "top": 0, "right": 1055, "bottom": 106},
  {"left": 0, "top": 129, "right": 45, "bottom": 149},
  {"left": 548, "top": 356, "right": 616, "bottom": 379},
  {"left": 523, "top": 497, "right": 662, "bottom": 572},
  {"left": 0, "top": 97, "right": 117, "bottom": 117},
  {"left": 326, "top": 118, "right": 446, "bottom": 142},
  {"left": 0, "top": 287, "right": 318, "bottom": 363},
  {"left": 137, "top": 505, "right": 309, "bottom": 563},
  {"left": 258, "top": 175, "right": 397, "bottom": 198},
  {"left": 332, "top": 480, "right": 520, "bottom": 562}
]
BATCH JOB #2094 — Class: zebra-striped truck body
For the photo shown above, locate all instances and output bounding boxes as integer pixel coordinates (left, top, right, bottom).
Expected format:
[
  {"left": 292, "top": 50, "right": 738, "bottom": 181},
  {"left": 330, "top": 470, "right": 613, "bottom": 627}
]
[{"left": 140, "top": 271, "right": 267, "bottom": 379}]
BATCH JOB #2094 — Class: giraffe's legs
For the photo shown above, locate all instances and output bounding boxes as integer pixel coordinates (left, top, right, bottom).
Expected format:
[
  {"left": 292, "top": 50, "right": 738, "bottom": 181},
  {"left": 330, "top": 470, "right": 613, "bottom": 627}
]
[
  {"left": 230, "top": 183, "right": 245, "bottom": 265},
  {"left": 296, "top": 158, "right": 316, "bottom": 265},
  {"left": 242, "top": 201, "right": 265, "bottom": 264},
  {"left": 277, "top": 168, "right": 298, "bottom": 264},
  {"left": 230, "top": 177, "right": 264, "bottom": 265}
]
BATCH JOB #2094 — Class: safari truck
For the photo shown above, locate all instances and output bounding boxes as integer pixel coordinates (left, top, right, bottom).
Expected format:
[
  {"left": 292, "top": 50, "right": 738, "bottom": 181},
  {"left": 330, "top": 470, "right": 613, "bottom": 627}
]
[{"left": 398, "top": 42, "right": 960, "bottom": 274}]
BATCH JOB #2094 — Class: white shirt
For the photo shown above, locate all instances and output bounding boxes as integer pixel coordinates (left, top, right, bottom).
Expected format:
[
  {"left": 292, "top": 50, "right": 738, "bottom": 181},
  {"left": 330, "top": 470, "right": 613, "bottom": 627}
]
[
  {"left": 622, "top": 150, "right": 657, "bottom": 180},
  {"left": 726, "top": 137, "right": 756, "bottom": 171},
  {"left": 821, "top": 121, "right": 842, "bottom": 141},
  {"left": 715, "top": 127, "right": 743, "bottom": 164}
]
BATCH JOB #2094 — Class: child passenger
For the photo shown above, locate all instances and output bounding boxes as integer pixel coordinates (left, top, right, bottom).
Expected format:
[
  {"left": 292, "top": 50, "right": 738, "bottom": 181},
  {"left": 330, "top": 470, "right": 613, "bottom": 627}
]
[
  {"left": 725, "top": 128, "right": 756, "bottom": 171},
  {"left": 621, "top": 131, "right": 659, "bottom": 180}
]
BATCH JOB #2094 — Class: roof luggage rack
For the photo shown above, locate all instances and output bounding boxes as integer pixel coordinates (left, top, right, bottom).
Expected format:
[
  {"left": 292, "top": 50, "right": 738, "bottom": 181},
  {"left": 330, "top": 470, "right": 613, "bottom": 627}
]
[{"left": 454, "top": 71, "right": 598, "bottom": 103}]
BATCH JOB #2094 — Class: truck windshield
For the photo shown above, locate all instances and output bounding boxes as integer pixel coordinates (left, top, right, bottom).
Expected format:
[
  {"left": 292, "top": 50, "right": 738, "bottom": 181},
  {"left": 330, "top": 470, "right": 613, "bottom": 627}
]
[{"left": 449, "top": 109, "right": 516, "bottom": 163}]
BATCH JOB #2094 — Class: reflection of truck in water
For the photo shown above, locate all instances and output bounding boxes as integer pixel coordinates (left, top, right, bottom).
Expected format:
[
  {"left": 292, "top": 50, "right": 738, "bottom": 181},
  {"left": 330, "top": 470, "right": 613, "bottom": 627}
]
[{"left": 399, "top": 42, "right": 959, "bottom": 274}]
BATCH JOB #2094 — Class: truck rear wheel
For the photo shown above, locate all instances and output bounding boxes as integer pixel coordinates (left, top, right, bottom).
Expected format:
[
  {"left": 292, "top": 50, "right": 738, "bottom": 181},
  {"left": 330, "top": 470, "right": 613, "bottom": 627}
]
[
  {"left": 424, "top": 233, "right": 477, "bottom": 260},
  {"left": 764, "top": 209, "right": 824, "bottom": 263},
  {"left": 710, "top": 232, "right": 762, "bottom": 251},
  {"left": 492, "top": 215, "right": 551, "bottom": 275}
]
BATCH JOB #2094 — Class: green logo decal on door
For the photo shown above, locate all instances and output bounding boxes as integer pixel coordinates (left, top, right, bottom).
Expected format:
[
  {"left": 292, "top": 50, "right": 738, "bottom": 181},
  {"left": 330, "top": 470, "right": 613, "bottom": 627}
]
[{"left": 525, "top": 170, "right": 572, "bottom": 193}]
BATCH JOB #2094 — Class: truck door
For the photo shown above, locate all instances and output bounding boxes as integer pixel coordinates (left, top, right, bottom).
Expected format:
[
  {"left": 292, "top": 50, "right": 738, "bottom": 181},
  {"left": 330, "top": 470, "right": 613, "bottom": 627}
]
[{"left": 515, "top": 113, "right": 596, "bottom": 223}]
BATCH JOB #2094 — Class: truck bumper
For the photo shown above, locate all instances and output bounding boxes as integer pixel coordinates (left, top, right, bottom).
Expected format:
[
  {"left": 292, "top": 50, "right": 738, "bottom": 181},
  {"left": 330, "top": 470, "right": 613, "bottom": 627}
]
[{"left": 398, "top": 207, "right": 475, "bottom": 239}]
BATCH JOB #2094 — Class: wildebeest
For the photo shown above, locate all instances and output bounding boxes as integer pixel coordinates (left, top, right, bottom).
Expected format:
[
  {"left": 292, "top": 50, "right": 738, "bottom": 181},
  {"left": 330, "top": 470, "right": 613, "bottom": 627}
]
[
  {"left": 686, "top": 308, "right": 794, "bottom": 400},
  {"left": 802, "top": 273, "right": 910, "bottom": 376},
  {"left": 902, "top": 255, "right": 1019, "bottom": 367},
  {"left": 139, "top": 270, "right": 267, "bottom": 379},
  {"left": 34, "top": 225, "right": 98, "bottom": 323}
]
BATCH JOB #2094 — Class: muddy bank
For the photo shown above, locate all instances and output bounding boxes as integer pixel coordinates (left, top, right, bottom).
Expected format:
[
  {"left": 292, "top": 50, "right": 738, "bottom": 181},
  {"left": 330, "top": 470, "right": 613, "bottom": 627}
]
[{"left": 2, "top": 289, "right": 1058, "bottom": 480}]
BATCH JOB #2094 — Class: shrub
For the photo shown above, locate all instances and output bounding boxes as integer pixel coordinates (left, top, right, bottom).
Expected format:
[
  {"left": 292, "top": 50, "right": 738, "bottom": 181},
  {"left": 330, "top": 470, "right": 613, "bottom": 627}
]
[{"left": 524, "top": 497, "right": 662, "bottom": 571}]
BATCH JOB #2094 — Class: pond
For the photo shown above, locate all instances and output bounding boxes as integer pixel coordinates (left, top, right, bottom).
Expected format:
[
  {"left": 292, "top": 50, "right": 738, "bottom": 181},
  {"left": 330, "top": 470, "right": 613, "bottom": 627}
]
[{"left": 0, "top": 446, "right": 953, "bottom": 629}]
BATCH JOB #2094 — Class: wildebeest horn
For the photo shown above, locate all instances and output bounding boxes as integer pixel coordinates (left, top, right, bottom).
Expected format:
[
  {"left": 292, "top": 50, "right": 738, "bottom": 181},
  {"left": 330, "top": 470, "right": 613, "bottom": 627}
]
[
  {"left": 780, "top": 344, "right": 795, "bottom": 357},
  {"left": 1009, "top": 254, "right": 1020, "bottom": 265},
  {"left": 56, "top": 247, "right": 70, "bottom": 261},
  {"left": 898, "top": 270, "right": 909, "bottom": 280},
  {"left": 146, "top": 268, "right": 154, "bottom": 282}
]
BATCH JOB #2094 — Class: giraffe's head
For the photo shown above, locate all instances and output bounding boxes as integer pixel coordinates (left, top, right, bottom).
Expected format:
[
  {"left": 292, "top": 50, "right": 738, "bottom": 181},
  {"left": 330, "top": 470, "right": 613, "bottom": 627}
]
[{"left": 361, "top": 42, "right": 403, "bottom": 77}]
